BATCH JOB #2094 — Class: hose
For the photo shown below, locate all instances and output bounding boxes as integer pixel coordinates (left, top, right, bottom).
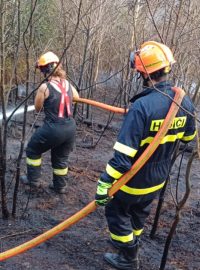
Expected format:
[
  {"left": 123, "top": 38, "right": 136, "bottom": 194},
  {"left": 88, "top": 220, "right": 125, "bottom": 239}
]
[
  {"left": 73, "top": 96, "right": 127, "bottom": 114},
  {"left": 0, "top": 87, "right": 185, "bottom": 261}
]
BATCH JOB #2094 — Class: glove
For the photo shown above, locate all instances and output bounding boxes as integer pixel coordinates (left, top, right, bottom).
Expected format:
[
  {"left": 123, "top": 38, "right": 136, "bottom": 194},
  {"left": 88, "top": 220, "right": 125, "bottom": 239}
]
[{"left": 95, "top": 180, "right": 113, "bottom": 206}]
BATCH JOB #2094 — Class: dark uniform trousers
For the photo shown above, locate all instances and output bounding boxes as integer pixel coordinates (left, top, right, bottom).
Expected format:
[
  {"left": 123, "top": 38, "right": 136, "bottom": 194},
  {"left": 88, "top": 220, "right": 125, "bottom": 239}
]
[
  {"left": 26, "top": 118, "right": 76, "bottom": 189},
  {"left": 105, "top": 195, "right": 154, "bottom": 244}
]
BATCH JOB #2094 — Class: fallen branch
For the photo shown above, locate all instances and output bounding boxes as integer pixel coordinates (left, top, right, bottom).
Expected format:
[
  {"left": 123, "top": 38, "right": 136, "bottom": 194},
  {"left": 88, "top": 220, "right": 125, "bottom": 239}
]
[{"left": 0, "top": 229, "right": 32, "bottom": 240}]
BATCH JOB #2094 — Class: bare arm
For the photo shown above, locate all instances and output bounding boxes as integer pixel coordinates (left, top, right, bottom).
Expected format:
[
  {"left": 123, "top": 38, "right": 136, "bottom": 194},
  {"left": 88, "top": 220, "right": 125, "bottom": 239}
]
[
  {"left": 71, "top": 84, "right": 79, "bottom": 101},
  {"left": 34, "top": 83, "right": 49, "bottom": 112}
]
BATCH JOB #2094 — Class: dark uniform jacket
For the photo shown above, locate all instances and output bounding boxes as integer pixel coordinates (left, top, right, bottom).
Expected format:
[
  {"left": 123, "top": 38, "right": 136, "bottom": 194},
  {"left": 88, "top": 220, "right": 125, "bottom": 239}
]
[{"left": 100, "top": 81, "right": 196, "bottom": 203}]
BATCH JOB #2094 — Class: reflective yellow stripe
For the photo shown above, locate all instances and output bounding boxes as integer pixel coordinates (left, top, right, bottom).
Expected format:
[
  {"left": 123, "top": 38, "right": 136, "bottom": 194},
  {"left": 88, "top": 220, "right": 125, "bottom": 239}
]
[
  {"left": 98, "top": 180, "right": 112, "bottom": 189},
  {"left": 53, "top": 167, "right": 68, "bottom": 176},
  {"left": 140, "top": 132, "right": 185, "bottom": 147},
  {"left": 133, "top": 229, "right": 143, "bottom": 236},
  {"left": 110, "top": 232, "right": 133, "bottom": 243},
  {"left": 97, "top": 180, "right": 112, "bottom": 195},
  {"left": 140, "top": 137, "right": 153, "bottom": 146},
  {"left": 106, "top": 164, "right": 123, "bottom": 179},
  {"left": 120, "top": 181, "right": 165, "bottom": 195},
  {"left": 26, "top": 157, "right": 41, "bottom": 166},
  {"left": 182, "top": 131, "right": 197, "bottom": 141},
  {"left": 150, "top": 116, "right": 186, "bottom": 132},
  {"left": 114, "top": 142, "right": 138, "bottom": 157}
]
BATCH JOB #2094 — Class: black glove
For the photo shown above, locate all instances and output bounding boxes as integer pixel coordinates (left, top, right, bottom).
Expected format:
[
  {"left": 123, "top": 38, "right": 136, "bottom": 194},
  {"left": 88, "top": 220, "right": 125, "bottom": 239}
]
[{"left": 95, "top": 180, "right": 112, "bottom": 206}]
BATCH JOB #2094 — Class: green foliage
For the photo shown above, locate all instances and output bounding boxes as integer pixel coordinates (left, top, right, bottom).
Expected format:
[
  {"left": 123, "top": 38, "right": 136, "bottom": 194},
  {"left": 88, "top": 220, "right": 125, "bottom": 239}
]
[{"left": 20, "top": 0, "right": 59, "bottom": 50}]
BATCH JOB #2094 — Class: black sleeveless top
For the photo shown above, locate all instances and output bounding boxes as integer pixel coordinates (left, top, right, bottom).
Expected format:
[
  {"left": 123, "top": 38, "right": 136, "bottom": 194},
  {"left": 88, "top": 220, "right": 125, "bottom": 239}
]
[{"left": 43, "top": 79, "right": 73, "bottom": 123}]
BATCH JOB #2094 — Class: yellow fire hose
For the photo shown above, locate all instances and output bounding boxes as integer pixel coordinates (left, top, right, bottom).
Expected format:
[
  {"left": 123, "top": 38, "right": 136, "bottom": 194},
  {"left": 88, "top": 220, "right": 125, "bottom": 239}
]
[{"left": 0, "top": 87, "right": 185, "bottom": 261}]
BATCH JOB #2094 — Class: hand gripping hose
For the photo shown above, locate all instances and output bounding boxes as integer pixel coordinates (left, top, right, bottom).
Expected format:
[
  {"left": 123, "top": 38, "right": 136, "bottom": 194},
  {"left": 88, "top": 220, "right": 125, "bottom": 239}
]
[{"left": 0, "top": 87, "right": 185, "bottom": 261}]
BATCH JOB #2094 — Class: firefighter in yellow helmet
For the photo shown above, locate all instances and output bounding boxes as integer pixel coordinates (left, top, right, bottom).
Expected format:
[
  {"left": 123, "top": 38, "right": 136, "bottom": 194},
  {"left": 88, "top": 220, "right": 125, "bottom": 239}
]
[
  {"left": 20, "top": 52, "right": 79, "bottom": 193},
  {"left": 95, "top": 41, "right": 196, "bottom": 269}
]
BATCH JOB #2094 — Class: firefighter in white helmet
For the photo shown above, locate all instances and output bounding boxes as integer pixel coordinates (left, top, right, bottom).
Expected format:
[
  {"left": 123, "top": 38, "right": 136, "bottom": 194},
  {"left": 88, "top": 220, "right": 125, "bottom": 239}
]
[{"left": 21, "top": 52, "right": 79, "bottom": 193}]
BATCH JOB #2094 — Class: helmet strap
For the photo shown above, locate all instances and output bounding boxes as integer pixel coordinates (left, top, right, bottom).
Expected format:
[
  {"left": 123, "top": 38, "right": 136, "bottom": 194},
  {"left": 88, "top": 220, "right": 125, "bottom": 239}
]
[
  {"left": 136, "top": 72, "right": 141, "bottom": 80},
  {"left": 143, "top": 77, "right": 150, "bottom": 87},
  {"left": 141, "top": 73, "right": 150, "bottom": 87},
  {"left": 40, "top": 63, "right": 56, "bottom": 77}
]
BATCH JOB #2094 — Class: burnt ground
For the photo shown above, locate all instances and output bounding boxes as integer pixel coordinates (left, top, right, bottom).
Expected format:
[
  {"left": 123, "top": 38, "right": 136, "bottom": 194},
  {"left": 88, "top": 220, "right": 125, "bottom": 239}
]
[{"left": 0, "top": 107, "right": 200, "bottom": 270}]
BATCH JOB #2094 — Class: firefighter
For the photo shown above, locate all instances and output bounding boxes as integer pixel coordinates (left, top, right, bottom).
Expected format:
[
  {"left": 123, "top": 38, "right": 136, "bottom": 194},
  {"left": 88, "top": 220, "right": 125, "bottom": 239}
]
[
  {"left": 95, "top": 41, "right": 196, "bottom": 269},
  {"left": 21, "top": 51, "right": 79, "bottom": 194}
]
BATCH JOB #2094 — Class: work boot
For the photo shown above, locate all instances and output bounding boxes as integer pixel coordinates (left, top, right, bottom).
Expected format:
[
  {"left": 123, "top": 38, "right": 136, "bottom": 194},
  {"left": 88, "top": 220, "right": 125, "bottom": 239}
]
[
  {"left": 49, "top": 183, "right": 68, "bottom": 194},
  {"left": 109, "top": 239, "right": 122, "bottom": 249},
  {"left": 109, "top": 237, "right": 141, "bottom": 250},
  {"left": 20, "top": 164, "right": 42, "bottom": 188},
  {"left": 20, "top": 175, "right": 42, "bottom": 188},
  {"left": 104, "top": 240, "right": 140, "bottom": 270}
]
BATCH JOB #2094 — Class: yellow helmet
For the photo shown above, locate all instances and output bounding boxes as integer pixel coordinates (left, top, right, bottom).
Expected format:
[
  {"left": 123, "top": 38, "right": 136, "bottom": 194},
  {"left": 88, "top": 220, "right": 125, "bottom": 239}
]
[
  {"left": 133, "top": 41, "right": 176, "bottom": 74},
  {"left": 37, "top": 51, "right": 59, "bottom": 67}
]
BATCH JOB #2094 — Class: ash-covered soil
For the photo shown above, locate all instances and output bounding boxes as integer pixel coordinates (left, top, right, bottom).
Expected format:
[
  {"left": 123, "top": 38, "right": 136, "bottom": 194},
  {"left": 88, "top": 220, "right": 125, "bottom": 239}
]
[{"left": 0, "top": 112, "right": 200, "bottom": 270}]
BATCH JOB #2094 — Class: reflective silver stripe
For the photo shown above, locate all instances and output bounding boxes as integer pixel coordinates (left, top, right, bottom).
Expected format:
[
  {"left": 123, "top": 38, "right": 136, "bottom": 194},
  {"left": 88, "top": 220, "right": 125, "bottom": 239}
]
[
  {"left": 114, "top": 141, "right": 138, "bottom": 157},
  {"left": 106, "top": 164, "right": 123, "bottom": 179},
  {"left": 53, "top": 167, "right": 68, "bottom": 176},
  {"left": 26, "top": 157, "right": 41, "bottom": 166}
]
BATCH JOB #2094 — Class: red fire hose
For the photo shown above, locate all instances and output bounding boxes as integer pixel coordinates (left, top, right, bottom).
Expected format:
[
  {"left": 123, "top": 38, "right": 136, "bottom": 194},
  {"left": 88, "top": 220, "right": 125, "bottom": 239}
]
[{"left": 0, "top": 87, "right": 185, "bottom": 261}]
